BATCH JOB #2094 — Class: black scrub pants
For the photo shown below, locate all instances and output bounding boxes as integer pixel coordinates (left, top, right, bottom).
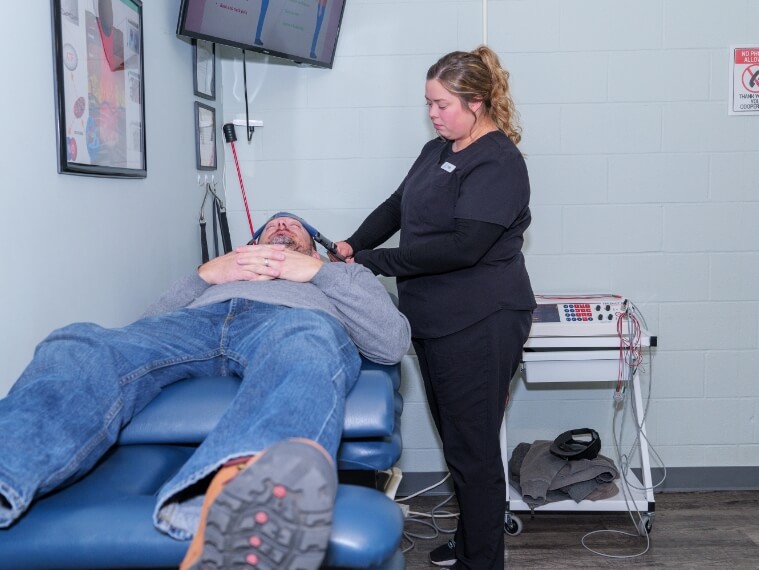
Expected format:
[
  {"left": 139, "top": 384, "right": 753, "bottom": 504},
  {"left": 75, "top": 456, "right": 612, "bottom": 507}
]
[{"left": 413, "top": 308, "right": 532, "bottom": 570}]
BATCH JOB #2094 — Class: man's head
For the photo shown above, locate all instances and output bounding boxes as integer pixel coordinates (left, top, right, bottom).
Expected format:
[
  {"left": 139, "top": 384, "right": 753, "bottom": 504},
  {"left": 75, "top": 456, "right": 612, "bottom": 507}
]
[{"left": 257, "top": 213, "right": 318, "bottom": 258}]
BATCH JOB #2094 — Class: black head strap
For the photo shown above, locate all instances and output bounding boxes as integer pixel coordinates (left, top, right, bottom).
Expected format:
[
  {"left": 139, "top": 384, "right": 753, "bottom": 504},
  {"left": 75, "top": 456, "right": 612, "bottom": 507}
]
[{"left": 550, "top": 428, "right": 601, "bottom": 461}]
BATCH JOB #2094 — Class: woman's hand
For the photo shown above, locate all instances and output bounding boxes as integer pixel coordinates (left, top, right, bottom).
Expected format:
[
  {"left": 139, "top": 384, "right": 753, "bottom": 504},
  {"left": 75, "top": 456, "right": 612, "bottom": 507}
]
[{"left": 333, "top": 241, "right": 355, "bottom": 263}]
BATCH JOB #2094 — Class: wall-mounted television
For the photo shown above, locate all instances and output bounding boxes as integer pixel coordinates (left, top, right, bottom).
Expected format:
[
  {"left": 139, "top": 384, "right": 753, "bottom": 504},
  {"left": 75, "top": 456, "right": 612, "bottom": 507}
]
[{"left": 177, "top": 0, "right": 347, "bottom": 69}]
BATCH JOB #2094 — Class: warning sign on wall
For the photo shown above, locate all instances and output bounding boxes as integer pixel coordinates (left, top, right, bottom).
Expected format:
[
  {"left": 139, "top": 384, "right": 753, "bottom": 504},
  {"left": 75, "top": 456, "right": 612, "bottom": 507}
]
[{"left": 729, "top": 45, "right": 759, "bottom": 116}]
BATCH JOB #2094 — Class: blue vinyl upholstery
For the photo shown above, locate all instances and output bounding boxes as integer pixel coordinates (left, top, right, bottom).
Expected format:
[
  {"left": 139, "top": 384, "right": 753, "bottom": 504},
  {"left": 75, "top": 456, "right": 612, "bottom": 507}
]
[{"left": 0, "top": 358, "right": 405, "bottom": 569}]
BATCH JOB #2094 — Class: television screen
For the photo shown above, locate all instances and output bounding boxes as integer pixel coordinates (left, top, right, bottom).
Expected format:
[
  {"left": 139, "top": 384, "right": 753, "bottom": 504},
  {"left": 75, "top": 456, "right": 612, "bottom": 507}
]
[{"left": 177, "top": 0, "right": 346, "bottom": 69}]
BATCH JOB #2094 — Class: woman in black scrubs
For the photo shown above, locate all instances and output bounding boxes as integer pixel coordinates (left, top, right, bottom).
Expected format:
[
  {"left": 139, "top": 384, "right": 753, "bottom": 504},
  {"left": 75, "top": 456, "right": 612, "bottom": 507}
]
[{"left": 336, "top": 46, "right": 535, "bottom": 569}]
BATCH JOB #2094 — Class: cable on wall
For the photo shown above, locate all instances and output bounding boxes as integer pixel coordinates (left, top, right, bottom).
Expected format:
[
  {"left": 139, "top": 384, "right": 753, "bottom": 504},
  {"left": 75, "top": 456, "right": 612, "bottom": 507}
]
[
  {"left": 242, "top": 50, "right": 255, "bottom": 141},
  {"left": 482, "top": 0, "right": 488, "bottom": 45}
]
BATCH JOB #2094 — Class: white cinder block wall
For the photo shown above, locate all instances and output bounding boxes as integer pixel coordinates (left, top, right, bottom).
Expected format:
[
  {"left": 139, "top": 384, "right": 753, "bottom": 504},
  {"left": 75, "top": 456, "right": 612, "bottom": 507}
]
[
  {"left": 218, "top": 0, "right": 759, "bottom": 484},
  {"left": 0, "top": 1, "right": 204, "bottom": 396}
]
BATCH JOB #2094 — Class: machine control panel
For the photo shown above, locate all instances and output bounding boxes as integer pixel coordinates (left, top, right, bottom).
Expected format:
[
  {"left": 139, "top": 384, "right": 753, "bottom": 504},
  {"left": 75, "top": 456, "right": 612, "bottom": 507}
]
[
  {"left": 555, "top": 301, "right": 623, "bottom": 323},
  {"left": 530, "top": 295, "right": 627, "bottom": 337}
]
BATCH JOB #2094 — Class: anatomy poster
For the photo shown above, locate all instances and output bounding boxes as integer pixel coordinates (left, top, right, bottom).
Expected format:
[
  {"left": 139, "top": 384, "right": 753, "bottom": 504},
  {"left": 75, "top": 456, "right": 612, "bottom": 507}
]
[{"left": 53, "top": 0, "right": 146, "bottom": 176}]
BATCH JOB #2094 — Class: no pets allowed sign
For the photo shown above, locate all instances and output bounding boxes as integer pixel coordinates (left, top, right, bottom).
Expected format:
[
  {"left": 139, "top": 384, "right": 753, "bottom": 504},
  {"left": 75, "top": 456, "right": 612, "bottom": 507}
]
[{"left": 729, "top": 45, "right": 759, "bottom": 115}]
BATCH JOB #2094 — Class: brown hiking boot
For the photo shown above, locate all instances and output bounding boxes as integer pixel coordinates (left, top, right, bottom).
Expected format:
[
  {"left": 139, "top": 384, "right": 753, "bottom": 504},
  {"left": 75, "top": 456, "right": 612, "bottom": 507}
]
[{"left": 180, "top": 438, "right": 337, "bottom": 570}]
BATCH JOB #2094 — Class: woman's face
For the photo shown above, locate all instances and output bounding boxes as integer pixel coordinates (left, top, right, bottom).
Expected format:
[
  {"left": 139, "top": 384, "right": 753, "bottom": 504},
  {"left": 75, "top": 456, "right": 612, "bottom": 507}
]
[{"left": 425, "top": 79, "right": 480, "bottom": 142}]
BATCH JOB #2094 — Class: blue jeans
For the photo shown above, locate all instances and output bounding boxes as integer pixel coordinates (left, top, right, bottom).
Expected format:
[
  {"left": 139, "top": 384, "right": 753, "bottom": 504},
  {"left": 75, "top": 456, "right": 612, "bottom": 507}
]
[{"left": 0, "top": 299, "right": 361, "bottom": 539}]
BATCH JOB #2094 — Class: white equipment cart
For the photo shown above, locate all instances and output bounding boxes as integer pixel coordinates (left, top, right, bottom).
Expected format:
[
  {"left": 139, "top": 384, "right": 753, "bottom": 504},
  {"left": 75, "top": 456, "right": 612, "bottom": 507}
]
[{"left": 501, "top": 295, "right": 657, "bottom": 537}]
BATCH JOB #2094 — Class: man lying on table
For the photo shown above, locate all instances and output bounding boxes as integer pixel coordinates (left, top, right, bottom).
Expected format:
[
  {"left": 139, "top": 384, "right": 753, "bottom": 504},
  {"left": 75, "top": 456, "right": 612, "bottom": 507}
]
[{"left": 0, "top": 212, "right": 411, "bottom": 570}]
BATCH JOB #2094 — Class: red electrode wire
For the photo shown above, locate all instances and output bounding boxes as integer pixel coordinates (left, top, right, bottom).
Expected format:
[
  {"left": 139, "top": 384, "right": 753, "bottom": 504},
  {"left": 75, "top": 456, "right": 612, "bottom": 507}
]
[{"left": 616, "top": 309, "right": 642, "bottom": 393}]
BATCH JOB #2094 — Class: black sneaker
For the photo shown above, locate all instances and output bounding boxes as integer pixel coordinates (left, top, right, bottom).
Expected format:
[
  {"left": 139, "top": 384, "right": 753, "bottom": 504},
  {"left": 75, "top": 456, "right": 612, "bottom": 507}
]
[{"left": 429, "top": 539, "right": 457, "bottom": 566}]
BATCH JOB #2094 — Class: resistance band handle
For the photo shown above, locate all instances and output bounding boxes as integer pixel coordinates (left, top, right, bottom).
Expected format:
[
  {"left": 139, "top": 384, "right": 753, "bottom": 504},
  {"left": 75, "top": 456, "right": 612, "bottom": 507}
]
[
  {"left": 200, "top": 220, "right": 209, "bottom": 264},
  {"left": 218, "top": 209, "right": 233, "bottom": 254},
  {"left": 211, "top": 202, "right": 220, "bottom": 258}
]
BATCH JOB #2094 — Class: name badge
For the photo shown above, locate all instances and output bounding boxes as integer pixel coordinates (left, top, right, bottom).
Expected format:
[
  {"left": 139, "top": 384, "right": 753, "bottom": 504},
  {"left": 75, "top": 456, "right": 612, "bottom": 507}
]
[{"left": 440, "top": 161, "right": 456, "bottom": 173}]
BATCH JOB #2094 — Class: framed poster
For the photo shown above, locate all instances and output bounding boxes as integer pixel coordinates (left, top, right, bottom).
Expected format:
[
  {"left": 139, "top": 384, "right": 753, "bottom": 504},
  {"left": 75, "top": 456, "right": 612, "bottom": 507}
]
[
  {"left": 195, "top": 102, "right": 217, "bottom": 170},
  {"left": 193, "top": 39, "right": 216, "bottom": 100},
  {"left": 51, "top": 0, "right": 147, "bottom": 178}
]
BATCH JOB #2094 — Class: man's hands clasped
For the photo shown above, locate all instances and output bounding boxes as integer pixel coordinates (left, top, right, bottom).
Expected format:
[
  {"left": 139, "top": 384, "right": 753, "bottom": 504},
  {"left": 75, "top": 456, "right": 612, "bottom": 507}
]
[{"left": 198, "top": 244, "right": 325, "bottom": 285}]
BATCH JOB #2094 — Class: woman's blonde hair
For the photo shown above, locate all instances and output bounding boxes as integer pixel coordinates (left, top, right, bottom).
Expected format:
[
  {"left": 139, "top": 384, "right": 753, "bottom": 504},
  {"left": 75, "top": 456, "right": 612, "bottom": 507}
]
[{"left": 426, "top": 46, "right": 522, "bottom": 145}]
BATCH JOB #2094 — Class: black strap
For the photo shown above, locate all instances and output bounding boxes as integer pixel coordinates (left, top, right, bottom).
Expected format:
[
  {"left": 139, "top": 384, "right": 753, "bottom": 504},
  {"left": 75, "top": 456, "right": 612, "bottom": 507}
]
[
  {"left": 216, "top": 198, "right": 233, "bottom": 254},
  {"left": 200, "top": 219, "right": 209, "bottom": 264},
  {"left": 549, "top": 428, "right": 601, "bottom": 461},
  {"left": 199, "top": 183, "right": 233, "bottom": 263},
  {"left": 211, "top": 198, "right": 220, "bottom": 258}
]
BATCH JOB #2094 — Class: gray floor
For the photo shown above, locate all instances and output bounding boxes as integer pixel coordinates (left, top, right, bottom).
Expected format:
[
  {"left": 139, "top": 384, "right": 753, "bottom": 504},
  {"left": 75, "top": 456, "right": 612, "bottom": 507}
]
[{"left": 400, "top": 490, "right": 759, "bottom": 568}]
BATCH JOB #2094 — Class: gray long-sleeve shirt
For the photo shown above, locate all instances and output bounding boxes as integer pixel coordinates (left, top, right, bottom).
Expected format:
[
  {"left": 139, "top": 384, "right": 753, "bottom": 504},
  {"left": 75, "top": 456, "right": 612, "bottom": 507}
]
[
  {"left": 509, "top": 440, "right": 619, "bottom": 508},
  {"left": 142, "top": 262, "right": 411, "bottom": 365}
]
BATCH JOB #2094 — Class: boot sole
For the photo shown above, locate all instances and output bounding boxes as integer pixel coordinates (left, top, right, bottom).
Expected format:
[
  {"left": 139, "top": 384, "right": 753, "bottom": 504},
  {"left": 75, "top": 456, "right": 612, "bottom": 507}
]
[{"left": 187, "top": 439, "right": 336, "bottom": 570}]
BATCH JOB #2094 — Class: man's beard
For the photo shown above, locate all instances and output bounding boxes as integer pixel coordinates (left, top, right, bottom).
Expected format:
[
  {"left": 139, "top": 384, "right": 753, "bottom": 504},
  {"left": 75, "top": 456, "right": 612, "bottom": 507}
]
[{"left": 268, "top": 233, "right": 313, "bottom": 255}]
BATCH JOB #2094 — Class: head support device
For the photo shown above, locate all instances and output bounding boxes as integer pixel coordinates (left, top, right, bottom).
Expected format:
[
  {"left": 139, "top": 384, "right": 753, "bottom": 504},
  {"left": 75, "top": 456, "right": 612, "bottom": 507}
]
[
  {"left": 248, "top": 211, "right": 345, "bottom": 260},
  {"left": 549, "top": 428, "right": 601, "bottom": 461},
  {"left": 250, "top": 212, "right": 315, "bottom": 243}
]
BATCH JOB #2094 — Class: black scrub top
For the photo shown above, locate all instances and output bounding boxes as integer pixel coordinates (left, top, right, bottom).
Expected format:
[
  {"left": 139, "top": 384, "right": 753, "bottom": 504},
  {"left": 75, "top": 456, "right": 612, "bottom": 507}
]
[{"left": 355, "top": 131, "right": 535, "bottom": 339}]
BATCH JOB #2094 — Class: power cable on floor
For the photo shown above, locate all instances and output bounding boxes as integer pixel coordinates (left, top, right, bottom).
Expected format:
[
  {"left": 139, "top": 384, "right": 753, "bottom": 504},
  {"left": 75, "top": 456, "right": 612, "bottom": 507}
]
[{"left": 395, "top": 474, "right": 459, "bottom": 554}]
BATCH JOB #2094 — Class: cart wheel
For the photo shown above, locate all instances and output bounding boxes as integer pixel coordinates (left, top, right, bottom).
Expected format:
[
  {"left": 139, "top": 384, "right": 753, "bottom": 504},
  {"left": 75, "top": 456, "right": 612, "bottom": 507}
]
[
  {"left": 637, "top": 515, "right": 653, "bottom": 536},
  {"left": 504, "top": 513, "right": 523, "bottom": 536}
]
